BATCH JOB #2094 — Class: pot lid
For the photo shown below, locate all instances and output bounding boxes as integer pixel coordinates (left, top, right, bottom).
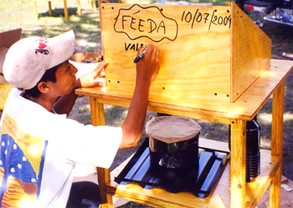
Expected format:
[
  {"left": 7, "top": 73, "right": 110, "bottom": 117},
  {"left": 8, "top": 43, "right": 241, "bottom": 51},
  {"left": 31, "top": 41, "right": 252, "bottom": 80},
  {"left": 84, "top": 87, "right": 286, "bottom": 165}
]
[{"left": 146, "top": 116, "right": 202, "bottom": 144}]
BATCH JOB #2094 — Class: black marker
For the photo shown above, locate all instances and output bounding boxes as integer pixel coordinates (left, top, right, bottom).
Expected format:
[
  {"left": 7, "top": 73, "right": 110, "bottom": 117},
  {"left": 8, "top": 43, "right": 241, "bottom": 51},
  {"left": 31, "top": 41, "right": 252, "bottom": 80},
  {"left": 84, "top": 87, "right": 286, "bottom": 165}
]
[{"left": 134, "top": 47, "right": 148, "bottom": 63}]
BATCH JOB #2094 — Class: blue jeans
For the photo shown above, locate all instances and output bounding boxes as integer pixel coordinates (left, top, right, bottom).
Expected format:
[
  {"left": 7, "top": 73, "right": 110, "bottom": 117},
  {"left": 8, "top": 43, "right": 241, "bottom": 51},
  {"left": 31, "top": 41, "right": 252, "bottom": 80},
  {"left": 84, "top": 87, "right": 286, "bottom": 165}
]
[{"left": 66, "top": 181, "right": 101, "bottom": 208}]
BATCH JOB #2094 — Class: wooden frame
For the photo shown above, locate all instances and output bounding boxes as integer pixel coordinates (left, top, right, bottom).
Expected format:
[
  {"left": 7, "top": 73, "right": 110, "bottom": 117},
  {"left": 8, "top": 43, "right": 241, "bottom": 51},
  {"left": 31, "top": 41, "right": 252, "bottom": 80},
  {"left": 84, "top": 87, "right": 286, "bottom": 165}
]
[{"left": 76, "top": 59, "right": 292, "bottom": 207}]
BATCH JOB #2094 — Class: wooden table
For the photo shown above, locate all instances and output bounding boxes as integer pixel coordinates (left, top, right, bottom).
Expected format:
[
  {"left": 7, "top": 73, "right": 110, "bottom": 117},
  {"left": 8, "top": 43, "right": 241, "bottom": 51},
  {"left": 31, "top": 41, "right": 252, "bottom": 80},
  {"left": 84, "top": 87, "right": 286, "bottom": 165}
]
[{"left": 76, "top": 59, "right": 292, "bottom": 208}]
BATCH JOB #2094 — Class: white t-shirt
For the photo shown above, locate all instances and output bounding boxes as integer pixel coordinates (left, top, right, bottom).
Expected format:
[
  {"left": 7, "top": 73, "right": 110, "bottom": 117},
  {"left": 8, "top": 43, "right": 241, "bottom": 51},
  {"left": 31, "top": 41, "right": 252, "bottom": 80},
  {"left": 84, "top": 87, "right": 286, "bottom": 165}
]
[{"left": 0, "top": 88, "right": 122, "bottom": 207}]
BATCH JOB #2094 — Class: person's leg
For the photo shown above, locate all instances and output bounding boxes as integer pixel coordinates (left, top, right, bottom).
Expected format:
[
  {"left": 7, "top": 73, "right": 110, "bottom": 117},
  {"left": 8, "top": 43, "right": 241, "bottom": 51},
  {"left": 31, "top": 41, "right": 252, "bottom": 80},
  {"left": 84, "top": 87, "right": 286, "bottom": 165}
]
[{"left": 66, "top": 181, "right": 101, "bottom": 208}]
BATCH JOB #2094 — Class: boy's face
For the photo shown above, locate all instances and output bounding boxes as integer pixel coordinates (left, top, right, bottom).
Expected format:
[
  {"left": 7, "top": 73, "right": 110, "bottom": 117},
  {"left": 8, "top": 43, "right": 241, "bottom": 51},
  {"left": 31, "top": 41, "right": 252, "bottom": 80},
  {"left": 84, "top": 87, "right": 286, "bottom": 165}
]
[{"left": 48, "top": 61, "right": 77, "bottom": 96}]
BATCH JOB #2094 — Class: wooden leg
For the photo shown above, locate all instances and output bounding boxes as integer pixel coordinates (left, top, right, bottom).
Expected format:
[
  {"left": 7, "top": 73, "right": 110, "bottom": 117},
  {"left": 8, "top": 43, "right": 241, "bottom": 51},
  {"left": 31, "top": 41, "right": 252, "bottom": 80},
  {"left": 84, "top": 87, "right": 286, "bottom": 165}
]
[
  {"left": 270, "top": 81, "right": 285, "bottom": 208},
  {"left": 63, "top": 0, "right": 69, "bottom": 19},
  {"left": 89, "top": 97, "right": 105, "bottom": 126},
  {"left": 76, "top": 0, "right": 82, "bottom": 16},
  {"left": 32, "top": 0, "right": 38, "bottom": 18},
  {"left": 230, "top": 119, "right": 246, "bottom": 208},
  {"left": 92, "top": 0, "right": 97, "bottom": 12},
  {"left": 97, "top": 167, "right": 113, "bottom": 207},
  {"left": 89, "top": 97, "right": 113, "bottom": 207},
  {"left": 48, "top": 1, "right": 52, "bottom": 16}
]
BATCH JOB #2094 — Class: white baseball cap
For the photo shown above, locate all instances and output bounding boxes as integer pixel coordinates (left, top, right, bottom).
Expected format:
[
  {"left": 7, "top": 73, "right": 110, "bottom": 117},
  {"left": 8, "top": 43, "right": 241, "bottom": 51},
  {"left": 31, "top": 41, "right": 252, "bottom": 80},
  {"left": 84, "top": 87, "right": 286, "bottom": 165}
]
[{"left": 3, "top": 30, "right": 76, "bottom": 90}]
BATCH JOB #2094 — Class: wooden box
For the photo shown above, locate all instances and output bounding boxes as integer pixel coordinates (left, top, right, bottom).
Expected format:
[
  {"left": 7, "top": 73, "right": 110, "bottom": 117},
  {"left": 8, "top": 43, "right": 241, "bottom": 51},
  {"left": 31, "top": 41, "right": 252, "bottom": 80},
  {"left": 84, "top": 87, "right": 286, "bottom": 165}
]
[{"left": 100, "top": 2, "right": 271, "bottom": 106}]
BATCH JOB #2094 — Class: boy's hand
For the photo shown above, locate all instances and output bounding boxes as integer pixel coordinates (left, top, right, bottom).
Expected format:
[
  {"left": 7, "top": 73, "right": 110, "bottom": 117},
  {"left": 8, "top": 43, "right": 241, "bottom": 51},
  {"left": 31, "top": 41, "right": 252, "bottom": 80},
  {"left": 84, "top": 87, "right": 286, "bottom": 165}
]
[{"left": 76, "top": 61, "right": 108, "bottom": 88}]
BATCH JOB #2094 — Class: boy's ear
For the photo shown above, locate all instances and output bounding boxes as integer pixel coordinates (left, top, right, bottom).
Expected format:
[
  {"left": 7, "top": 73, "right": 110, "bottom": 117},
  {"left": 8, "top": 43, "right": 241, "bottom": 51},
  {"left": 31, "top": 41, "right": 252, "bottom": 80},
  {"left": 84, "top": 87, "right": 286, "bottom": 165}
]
[{"left": 37, "top": 81, "right": 49, "bottom": 93}]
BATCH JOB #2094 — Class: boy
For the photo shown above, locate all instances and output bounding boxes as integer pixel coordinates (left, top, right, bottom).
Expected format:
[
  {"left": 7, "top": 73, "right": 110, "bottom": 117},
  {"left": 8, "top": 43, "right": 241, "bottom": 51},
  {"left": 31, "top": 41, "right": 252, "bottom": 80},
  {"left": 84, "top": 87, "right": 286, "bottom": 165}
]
[{"left": 0, "top": 30, "right": 159, "bottom": 207}]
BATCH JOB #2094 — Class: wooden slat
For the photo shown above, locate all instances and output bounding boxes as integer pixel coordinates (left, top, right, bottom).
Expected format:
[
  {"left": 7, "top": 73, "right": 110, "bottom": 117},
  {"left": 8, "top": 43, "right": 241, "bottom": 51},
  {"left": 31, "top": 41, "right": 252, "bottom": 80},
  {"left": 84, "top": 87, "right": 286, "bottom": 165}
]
[{"left": 113, "top": 184, "right": 226, "bottom": 208}]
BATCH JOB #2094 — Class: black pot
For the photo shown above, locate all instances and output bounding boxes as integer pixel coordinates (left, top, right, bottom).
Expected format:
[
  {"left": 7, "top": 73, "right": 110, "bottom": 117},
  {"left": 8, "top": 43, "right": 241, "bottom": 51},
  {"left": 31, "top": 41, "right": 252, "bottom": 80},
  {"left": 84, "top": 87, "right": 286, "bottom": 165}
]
[
  {"left": 146, "top": 116, "right": 202, "bottom": 192},
  {"left": 149, "top": 134, "right": 199, "bottom": 169},
  {"left": 149, "top": 135, "right": 200, "bottom": 192}
]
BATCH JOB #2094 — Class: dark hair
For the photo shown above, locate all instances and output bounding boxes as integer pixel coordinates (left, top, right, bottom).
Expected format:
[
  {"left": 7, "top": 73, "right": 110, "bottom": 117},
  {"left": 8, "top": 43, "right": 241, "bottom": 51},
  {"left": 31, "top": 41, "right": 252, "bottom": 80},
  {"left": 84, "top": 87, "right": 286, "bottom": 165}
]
[{"left": 23, "top": 64, "right": 59, "bottom": 98}]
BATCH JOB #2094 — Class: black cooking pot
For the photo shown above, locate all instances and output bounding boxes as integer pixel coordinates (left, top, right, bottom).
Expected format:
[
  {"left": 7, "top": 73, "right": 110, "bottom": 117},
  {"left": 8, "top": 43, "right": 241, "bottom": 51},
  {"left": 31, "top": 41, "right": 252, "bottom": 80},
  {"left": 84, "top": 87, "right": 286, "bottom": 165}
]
[
  {"left": 146, "top": 116, "right": 201, "bottom": 192},
  {"left": 149, "top": 134, "right": 199, "bottom": 169}
]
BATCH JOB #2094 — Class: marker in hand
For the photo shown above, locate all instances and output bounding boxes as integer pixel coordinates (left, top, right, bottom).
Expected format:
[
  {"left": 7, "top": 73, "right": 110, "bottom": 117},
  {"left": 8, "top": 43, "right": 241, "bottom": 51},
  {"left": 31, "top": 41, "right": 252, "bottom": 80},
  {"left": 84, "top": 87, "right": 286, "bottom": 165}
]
[{"left": 134, "top": 47, "right": 148, "bottom": 63}]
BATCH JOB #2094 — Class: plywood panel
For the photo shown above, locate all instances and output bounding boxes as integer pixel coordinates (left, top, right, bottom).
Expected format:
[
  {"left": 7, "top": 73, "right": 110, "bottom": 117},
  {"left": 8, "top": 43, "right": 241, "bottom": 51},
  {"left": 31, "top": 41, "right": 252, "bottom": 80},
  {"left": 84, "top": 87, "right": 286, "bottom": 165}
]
[
  {"left": 101, "top": 3, "right": 232, "bottom": 104},
  {"left": 231, "top": 3, "right": 271, "bottom": 102},
  {"left": 100, "top": 3, "right": 271, "bottom": 106}
]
